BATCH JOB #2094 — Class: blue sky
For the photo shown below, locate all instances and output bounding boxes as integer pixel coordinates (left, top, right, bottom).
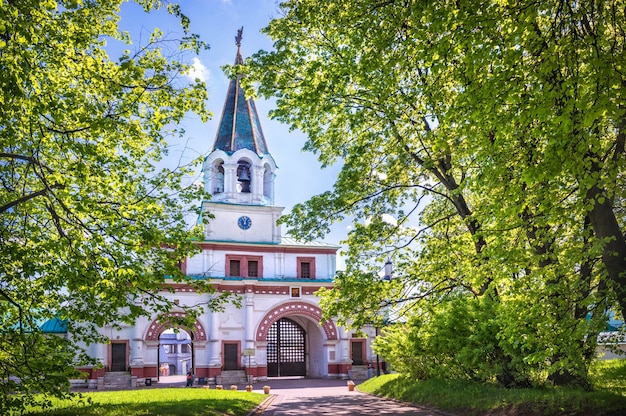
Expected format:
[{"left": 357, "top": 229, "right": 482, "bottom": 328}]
[{"left": 118, "top": 1, "right": 348, "bottom": 261}]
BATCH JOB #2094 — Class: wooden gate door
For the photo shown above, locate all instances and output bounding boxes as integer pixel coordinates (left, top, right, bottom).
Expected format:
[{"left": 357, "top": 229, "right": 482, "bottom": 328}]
[{"left": 267, "top": 318, "right": 306, "bottom": 377}]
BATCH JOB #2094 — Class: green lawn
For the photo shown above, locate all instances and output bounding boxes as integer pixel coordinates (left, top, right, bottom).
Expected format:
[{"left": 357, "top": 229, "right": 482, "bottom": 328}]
[
  {"left": 24, "top": 387, "right": 267, "bottom": 416},
  {"left": 358, "top": 360, "right": 626, "bottom": 416}
]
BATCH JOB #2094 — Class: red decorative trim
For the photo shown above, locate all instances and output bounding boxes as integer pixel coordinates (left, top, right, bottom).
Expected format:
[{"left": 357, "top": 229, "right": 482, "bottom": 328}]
[
  {"left": 255, "top": 301, "right": 338, "bottom": 341},
  {"left": 302, "top": 286, "right": 326, "bottom": 295},
  {"left": 165, "top": 283, "right": 333, "bottom": 295},
  {"left": 144, "top": 313, "right": 207, "bottom": 341},
  {"left": 208, "top": 367, "right": 221, "bottom": 377},
  {"left": 195, "top": 366, "right": 210, "bottom": 378},
  {"left": 244, "top": 366, "right": 262, "bottom": 377},
  {"left": 130, "top": 367, "right": 144, "bottom": 377},
  {"left": 77, "top": 367, "right": 104, "bottom": 380},
  {"left": 327, "top": 363, "right": 351, "bottom": 375},
  {"left": 198, "top": 242, "right": 338, "bottom": 255},
  {"left": 143, "top": 366, "right": 158, "bottom": 378}
]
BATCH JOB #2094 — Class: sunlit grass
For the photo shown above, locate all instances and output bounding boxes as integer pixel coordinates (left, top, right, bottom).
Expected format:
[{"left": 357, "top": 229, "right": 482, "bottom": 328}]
[
  {"left": 591, "top": 359, "right": 626, "bottom": 394},
  {"left": 25, "top": 387, "right": 266, "bottom": 416},
  {"left": 358, "top": 360, "right": 626, "bottom": 416}
]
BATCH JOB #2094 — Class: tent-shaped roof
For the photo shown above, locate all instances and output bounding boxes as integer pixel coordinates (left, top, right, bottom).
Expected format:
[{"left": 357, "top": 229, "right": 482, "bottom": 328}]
[{"left": 212, "top": 27, "right": 269, "bottom": 156}]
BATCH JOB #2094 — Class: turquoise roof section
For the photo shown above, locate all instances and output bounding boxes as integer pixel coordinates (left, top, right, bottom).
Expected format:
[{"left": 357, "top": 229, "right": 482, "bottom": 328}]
[
  {"left": 212, "top": 48, "right": 269, "bottom": 156},
  {"left": 40, "top": 317, "right": 68, "bottom": 334}
]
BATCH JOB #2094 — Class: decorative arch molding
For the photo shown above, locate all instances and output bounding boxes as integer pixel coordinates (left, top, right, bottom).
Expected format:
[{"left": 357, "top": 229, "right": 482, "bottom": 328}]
[
  {"left": 255, "top": 301, "right": 338, "bottom": 341},
  {"left": 144, "top": 312, "right": 207, "bottom": 341}
]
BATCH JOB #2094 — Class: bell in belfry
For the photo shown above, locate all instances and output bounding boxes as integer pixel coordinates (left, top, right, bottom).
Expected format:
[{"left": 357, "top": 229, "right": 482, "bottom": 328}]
[{"left": 238, "top": 164, "right": 251, "bottom": 193}]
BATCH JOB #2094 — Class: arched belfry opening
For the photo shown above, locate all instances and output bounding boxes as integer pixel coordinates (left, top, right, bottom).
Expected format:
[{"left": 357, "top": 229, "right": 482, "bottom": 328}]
[{"left": 213, "top": 160, "right": 225, "bottom": 194}]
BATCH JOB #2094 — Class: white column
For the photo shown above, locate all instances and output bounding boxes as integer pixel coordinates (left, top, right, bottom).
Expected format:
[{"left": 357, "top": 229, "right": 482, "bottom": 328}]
[
  {"left": 251, "top": 165, "right": 264, "bottom": 203},
  {"left": 245, "top": 296, "right": 254, "bottom": 345},
  {"left": 244, "top": 295, "right": 256, "bottom": 366},
  {"left": 223, "top": 162, "right": 237, "bottom": 200},
  {"left": 130, "top": 320, "right": 144, "bottom": 366},
  {"left": 203, "top": 165, "right": 211, "bottom": 193}
]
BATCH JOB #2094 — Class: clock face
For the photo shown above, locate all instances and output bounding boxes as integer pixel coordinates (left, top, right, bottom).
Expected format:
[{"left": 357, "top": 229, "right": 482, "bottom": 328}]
[{"left": 237, "top": 215, "right": 252, "bottom": 230}]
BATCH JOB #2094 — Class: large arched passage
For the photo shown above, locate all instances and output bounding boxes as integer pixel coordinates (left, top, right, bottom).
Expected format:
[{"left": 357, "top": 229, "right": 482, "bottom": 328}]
[{"left": 267, "top": 318, "right": 306, "bottom": 377}]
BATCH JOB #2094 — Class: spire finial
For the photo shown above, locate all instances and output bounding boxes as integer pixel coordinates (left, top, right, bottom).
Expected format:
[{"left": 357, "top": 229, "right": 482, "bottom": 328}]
[
  {"left": 234, "top": 27, "right": 244, "bottom": 65},
  {"left": 235, "top": 27, "right": 243, "bottom": 48}
]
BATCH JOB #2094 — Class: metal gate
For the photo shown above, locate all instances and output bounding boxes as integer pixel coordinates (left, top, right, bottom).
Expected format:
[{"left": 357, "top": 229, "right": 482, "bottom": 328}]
[{"left": 267, "top": 318, "right": 306, "bottom": 377}]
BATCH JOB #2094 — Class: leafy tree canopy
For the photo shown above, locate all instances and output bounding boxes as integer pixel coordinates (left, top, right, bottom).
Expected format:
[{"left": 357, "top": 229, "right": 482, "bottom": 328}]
[
  {"left": 0, "top": 1, "right": 227, "bottom": 412},
  {"left": 245, "top": 0, "right": 626, "bottom": 387}
]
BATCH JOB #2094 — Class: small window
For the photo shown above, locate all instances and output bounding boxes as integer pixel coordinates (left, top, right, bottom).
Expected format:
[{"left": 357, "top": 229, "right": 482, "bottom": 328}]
[
  {"left": 300, "top": 262, "right": 311, "bottom": 278},
  {"left": 181, "top": 344, "right": 190, "bottom": 353},
  {"left": 226, "top": 255, "right": 263, "bottom": 278},
  {"left": 291, "top": 287, "right": 300, "bottom": 298},
  {"left": 297, "top": 257, "right": 316, "bottom": 279},
  {"left": 248, "top": 260, "right": 258, "bottom": 277},
  {"left": 229, "top": 260, "right": 240, "bottom": 277}
]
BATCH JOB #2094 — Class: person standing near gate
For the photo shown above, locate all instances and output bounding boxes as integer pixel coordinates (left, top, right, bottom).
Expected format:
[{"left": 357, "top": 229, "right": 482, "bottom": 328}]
[{"left": 186, "top": 370, "right": 194, "bottom": 387}]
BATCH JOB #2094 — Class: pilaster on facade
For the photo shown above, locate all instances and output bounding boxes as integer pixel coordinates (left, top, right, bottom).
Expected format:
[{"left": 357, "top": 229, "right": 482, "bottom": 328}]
[
  {"left": 272, "top": 212, "right": 282, "bottom": 243},
  {"left": 245, "top": 295, "right": 255, "bottom": 344},
  {"left": 274, "top": 251, "right": 285, "bottom": 278}
]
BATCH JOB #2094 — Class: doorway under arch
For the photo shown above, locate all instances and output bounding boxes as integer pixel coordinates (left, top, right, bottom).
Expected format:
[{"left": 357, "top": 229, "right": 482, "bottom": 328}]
[
  {"left": 267, "top": 318, "right": 306, "bottom": 377},
  {"left": 158, "top": 328, "right": 193, "bottom": 378}
]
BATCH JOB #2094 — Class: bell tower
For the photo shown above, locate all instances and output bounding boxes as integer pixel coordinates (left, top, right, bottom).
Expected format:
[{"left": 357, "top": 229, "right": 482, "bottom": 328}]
[{"left": 201, "top": 28, "right": 283, "bottom": 243}]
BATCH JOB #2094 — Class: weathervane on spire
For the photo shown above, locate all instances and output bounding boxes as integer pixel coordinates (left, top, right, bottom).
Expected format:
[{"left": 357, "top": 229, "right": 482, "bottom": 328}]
[{"left": 235, "top": 27, "right": 243, "bottom": 48}]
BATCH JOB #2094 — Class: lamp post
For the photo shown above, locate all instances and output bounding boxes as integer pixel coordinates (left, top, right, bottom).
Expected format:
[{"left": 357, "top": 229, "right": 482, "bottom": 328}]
[{"left": 376, "top": 259, "right": 393, "bottom": 376}]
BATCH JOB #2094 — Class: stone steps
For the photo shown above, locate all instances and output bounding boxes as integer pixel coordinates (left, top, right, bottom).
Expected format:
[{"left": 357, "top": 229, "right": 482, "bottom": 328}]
[
  {"left": 216, "top": 370, "right": 248, "bottom": 385},
  {"left": 98, "top": 371, "right": 133, "bottom": 390}
]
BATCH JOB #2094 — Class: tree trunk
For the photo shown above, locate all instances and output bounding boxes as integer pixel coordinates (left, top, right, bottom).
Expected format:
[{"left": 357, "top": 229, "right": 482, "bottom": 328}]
[{"left": 586, "top": 181, "right": 626, "bottom": 320}]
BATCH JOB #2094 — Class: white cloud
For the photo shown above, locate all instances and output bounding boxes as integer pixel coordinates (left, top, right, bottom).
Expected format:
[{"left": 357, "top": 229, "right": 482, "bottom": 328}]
[
  {"left": 373, "top": 170, "right": 387, "bottom": 180},
  {"left": 185, "top": 57, "right": 210, "bottom": 82},
  {"left": 363, "top": 214, "right": 397, "bottom": 227},
  {"left": 381, "top": 213, "right": 397, "bottom": 226}
]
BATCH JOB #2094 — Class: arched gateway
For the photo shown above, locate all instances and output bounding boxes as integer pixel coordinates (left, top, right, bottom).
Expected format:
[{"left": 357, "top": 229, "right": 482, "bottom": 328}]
[{"left": 255, "top": 301, "right": 339, "bottom": 378}]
